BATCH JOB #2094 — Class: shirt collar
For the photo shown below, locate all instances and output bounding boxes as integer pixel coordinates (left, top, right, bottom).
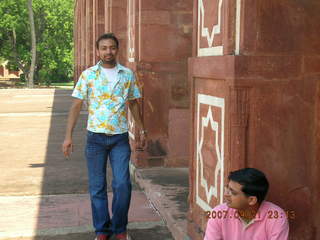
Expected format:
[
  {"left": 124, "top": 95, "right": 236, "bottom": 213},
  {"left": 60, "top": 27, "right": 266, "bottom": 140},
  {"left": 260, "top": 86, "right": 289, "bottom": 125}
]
[
  {"left": 240, "top": 217, "right": 255, "bottom": 229},
  {"left": 231, "top": 201, "right": 267, "bottom": 224},
  {"left": 92, "top": 61, "right": 125, "bottom": 73},
  {"left": 242, "top": 201, "right": 267, "bottom": 223}
]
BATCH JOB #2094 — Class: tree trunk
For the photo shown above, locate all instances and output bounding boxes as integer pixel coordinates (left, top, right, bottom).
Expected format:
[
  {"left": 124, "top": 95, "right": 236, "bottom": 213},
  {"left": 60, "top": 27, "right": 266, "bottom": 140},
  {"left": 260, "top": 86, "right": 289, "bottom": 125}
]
[
  {"left": 11, "top": 28, "right": 28, "bottom": 76},
  {"left": 27, "top": 0, "right": 36, "bottom": 88}
]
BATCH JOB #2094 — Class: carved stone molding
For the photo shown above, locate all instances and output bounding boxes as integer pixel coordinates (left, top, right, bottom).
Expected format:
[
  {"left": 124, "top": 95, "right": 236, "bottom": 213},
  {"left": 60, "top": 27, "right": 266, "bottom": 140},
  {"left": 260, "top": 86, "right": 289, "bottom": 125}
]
[
  {"left": 230, "top": 87, "right": 249, "bottom": 127},
  {"left": 229, "top": 87, "right": 250, "bottom": 169}
]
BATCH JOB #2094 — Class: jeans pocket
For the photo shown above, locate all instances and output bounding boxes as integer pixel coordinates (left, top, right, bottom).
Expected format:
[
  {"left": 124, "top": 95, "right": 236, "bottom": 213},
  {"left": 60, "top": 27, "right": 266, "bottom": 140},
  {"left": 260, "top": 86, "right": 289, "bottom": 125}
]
[
  {"left": 87, "top": 130, "right": 95, "bottom": 137},
  {"left": 85, "top": 145, "right": 100, "bottom": 157},
  {"left": 86, "top": 131, "right": 100, "bottom": 148},
  {"left": 118, "top": 132, "right": 129, "bottom": 143},
  {"left": 85, "top": 137, "right": 101, "bottom": 157}
]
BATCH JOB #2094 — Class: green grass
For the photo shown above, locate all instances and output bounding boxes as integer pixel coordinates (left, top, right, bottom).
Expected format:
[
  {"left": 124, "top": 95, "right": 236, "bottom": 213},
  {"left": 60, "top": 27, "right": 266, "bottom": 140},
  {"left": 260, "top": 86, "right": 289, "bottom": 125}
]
[
  {"left": 50, "top": 82, "right": 74, "bottom": 86},
  {"left": 49, "top": 82, "right": 74, "bottom": 89},
  {"left": 2, "top": 81, "right": 75, "bottom": 89}
]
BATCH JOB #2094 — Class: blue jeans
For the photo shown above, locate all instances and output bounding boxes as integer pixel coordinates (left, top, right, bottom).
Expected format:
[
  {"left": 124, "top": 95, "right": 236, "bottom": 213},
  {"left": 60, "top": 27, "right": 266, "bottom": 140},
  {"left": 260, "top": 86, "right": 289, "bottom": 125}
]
[{"left": 85, "top": 131, "right": 132, "bottom": 236}]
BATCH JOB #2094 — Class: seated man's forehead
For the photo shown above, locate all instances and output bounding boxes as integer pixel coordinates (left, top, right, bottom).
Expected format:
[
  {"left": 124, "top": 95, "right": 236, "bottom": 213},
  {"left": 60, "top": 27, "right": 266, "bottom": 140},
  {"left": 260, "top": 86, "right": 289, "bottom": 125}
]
[{"left": 228, "top": 180, "right": 243, "bottom": 190}]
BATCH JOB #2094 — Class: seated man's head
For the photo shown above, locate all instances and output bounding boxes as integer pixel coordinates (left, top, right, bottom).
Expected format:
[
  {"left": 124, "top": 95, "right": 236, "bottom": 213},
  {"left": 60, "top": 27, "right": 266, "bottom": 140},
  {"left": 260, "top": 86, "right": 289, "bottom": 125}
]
[{"left": 225, "top": 168, "right": 269, "bottom": 210}]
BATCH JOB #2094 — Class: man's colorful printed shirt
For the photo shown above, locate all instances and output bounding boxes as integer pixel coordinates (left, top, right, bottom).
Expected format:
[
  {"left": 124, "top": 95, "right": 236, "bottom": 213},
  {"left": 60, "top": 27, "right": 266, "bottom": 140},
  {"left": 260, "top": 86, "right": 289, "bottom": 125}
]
[{"left": 72, "top": 62, "right": 141, "bottom": 134}]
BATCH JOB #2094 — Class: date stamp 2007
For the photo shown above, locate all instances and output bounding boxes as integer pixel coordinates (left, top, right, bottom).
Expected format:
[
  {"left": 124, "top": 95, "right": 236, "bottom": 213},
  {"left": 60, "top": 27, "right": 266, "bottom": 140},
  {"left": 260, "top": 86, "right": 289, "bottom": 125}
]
[{"left": 205, "top": 210, "right": 295, "bottom": 220}]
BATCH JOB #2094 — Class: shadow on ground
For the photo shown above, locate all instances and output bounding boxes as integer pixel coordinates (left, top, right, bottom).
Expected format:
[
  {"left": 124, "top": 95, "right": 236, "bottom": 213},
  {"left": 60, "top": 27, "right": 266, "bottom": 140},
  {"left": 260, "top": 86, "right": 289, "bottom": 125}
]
[
  {"left": 34, "top": 89, "right": 170, "bottom": 239},
  {"left": 0, "top": 89, "right": 174, "bottom": 240},
  {"left": 11, "top": 225, "right": 173, "bottom": 240}
]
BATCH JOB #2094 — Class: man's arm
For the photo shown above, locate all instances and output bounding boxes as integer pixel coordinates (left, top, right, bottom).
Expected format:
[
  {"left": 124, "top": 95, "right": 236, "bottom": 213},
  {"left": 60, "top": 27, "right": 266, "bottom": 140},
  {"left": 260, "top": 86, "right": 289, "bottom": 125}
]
[
  {"left": 128, "top": 99, "right": 146, "bottom": 148},
  {"left": 62, "top": 98, "right": 83, "bottom": 157}
]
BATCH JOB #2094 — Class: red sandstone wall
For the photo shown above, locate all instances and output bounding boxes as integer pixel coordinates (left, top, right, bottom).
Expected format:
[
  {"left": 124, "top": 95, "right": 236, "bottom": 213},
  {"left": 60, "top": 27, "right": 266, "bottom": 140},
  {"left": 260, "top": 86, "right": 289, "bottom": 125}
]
[
  {"left": 188, "top": 0, "right": 320, "bottom": 239},
  {"left": 129, "top": 0, "right": 193, "bottom": 167},
  {"left": 241, "top": 1, "right": 320, "bottom": 238}
]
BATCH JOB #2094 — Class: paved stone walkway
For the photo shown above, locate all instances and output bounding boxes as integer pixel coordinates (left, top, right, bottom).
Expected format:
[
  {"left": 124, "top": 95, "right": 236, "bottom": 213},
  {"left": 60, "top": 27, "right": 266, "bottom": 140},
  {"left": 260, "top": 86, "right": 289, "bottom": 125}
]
[{"left": 0, "top": 89, "right": 174, "bottom": 240}]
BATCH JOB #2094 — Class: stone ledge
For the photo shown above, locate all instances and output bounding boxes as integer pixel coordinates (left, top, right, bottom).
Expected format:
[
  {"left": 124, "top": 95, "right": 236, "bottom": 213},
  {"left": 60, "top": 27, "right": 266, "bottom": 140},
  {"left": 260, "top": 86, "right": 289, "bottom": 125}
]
[{"left": 132, "top": 166, "right": 190, "bottom": 240}]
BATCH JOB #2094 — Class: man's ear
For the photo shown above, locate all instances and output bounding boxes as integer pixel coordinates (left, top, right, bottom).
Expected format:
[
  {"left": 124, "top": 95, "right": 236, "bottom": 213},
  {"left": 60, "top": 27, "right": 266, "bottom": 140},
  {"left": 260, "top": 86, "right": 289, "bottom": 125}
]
[{"left": 248, "top": 196, "right": 258, "bottom": 206}]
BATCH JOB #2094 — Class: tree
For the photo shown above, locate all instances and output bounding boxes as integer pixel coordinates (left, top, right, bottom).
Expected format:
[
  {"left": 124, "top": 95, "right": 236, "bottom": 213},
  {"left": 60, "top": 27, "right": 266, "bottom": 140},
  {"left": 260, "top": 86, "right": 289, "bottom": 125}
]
[
  {"left": 34, "top": 0, "right": 74, "bottom": 85},
  {"left": 0, "top": 0, "right": 74, "bottom": 87},
  {"left": 27, "top": 0, "right": 36, "bottom": 88},
  {"left": 0, "top": 0, "right": 31, "bottom": 83}
]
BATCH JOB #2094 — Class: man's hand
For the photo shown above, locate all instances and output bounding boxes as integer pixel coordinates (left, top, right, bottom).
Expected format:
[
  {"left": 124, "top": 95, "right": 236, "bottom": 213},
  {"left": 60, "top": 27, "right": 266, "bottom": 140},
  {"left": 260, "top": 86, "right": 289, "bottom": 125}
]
[
  {"left": 137, "top": 131, "right": 147, "bottom": 149},
  {"left": 62, "top": 98, "right": 83, "bottom": 159},
  {"left": 128, "top": 99, "right": 147, "bottom": 150},
  {"left": 62, "top": 138, "right": 73, "bottom": 158}
]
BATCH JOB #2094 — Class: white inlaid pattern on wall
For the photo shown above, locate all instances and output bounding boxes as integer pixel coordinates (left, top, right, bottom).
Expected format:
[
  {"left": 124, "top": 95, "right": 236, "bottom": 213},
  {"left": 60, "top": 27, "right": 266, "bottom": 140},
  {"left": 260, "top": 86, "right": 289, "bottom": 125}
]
[
  {"left": 197, "top": 0, "right": 223, "bottom": 56},
  {"left": 128, "top": 0, "right": 135, "bottom": 62},
  {"left": 196, "top": 94, "right": 225, "bottom": 211},
  {"left": 197, "top": 0, "right": 242, "bottom": 56}
]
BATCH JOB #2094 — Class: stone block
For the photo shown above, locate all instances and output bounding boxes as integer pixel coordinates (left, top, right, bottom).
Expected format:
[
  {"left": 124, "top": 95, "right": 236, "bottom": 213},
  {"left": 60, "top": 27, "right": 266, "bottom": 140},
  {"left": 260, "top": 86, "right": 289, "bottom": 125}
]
[
  {"left": 141, "top": 10, "right": 171, "bottom": 25},
  {"left": 140, "top": 25, "right": 192, "bottom": 62}
]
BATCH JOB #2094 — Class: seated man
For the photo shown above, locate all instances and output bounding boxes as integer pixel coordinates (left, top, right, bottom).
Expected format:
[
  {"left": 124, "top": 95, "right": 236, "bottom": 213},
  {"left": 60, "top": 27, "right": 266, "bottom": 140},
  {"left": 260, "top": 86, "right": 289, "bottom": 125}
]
[{"left": 204, "top": 168, "right": 289, "bottom": 240}]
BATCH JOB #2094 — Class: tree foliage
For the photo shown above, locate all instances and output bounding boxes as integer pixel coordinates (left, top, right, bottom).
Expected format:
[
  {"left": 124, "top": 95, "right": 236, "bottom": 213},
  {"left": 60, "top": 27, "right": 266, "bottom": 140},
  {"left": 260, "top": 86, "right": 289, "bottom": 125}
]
[
  {"left": 0, "top": 0, "right": 30, "bottom": 75},
  {"left": 0, "top": 0, "right": 74, "bottom": 85}
]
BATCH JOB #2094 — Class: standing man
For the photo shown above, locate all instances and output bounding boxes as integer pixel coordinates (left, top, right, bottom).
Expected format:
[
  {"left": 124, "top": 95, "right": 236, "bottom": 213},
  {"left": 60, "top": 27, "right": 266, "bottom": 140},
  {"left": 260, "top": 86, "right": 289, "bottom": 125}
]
[
  {"left": 204, "top": 168, "right": 289, "bottom": 240},
  {"left": 62, "top": 33, "right": 146, "bottom": 240}
]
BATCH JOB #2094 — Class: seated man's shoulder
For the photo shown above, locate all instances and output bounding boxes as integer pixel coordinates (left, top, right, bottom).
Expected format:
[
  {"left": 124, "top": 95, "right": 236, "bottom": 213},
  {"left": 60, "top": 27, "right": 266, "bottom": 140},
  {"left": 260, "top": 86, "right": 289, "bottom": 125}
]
[
  {"left": 262, "top": 201, "right": 286, "bottom": 213},
  {"left": 261, "top": 201, "right": 289, "bottom": 238},
  {"left": 260, "top": 201, "right": 290, "bottom": 226}
]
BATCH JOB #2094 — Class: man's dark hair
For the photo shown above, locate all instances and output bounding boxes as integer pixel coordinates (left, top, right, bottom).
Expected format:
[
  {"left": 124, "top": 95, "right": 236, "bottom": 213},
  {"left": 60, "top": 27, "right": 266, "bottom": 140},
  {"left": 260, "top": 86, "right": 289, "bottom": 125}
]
[
  {"left": 96, "top": 33, "right": 119, "bottom": 49},
  {"left": 228, "top": 168, "right": 269, "bottom": 204}
]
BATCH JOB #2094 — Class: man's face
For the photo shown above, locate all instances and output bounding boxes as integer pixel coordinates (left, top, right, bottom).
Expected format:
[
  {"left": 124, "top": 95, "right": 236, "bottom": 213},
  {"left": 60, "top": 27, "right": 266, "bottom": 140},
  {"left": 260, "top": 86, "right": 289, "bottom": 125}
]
[
  {"left": 96, "top": 38, "right": 118, "bottom": 65},
  {"left": 224, "top": 180, "right": 253, "bottom": 210}
]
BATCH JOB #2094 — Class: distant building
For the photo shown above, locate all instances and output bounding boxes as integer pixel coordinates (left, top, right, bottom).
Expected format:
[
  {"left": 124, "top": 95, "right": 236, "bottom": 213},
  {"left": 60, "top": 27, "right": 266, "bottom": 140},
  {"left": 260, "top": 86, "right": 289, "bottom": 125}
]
[{"left": 0, "top": 61, "right": 21, "bottom": 80}]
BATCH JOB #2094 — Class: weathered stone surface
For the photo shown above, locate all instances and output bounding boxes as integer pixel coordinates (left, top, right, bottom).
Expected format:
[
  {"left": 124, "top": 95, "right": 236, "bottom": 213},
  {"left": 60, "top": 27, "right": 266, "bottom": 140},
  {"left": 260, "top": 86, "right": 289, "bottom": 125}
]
[
  {"left": 140, "top": 0, "right": 193, "bottom": 11},
  {"left": 242, "top": 0, "right": 320, "bottom": 55},
  {"left": 140, "top": 25, "right": 192, "bottom": 62},
  {"left": 168, "top": 109, "right": 190, "bottom": 166},
  {"left": 141, "top": 10, "right": 171, "bottom": 25},
  {"left": 188, "top": 0, "right": 320, "bottom": 239}
]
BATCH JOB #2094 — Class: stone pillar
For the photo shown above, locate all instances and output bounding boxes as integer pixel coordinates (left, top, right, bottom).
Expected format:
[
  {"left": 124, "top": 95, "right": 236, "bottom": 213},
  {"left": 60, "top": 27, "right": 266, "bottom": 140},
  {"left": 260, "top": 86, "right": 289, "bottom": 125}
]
[
  {"left": 74, "top": 0, "right": 109, "bottom": 80},
  {"left": 80, "top": 0, "right": 86, "bottom": 74},
  {"left": 94, "top": 0, "right": 106, "bottom": 62},
  {"left": 127, "top": 0, "right": 193, "bottom": 167},
  {"left": 85, "top": 0, "right": 93, "bottom": 66},
  {"left": 73, "top": 0, "right": 79, "bottom": 82},
  {"left": 96, "top": 0, "right": 105, "bottom": 37},
  {"left": 188, "top": 0, "right": 320, "bottom": 239},
  {"left": 104, "top": 0, "right": 112, "bottom": 32}
]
